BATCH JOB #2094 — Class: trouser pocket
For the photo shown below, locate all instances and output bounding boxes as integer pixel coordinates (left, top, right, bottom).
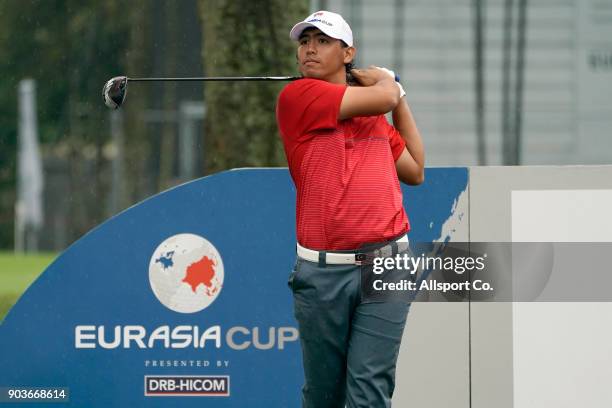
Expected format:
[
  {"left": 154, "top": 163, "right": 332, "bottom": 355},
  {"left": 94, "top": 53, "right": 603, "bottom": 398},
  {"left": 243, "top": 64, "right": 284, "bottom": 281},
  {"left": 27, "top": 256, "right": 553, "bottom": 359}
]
[{"left": 287, "top": 258, "right": 303, "bottom": 291}]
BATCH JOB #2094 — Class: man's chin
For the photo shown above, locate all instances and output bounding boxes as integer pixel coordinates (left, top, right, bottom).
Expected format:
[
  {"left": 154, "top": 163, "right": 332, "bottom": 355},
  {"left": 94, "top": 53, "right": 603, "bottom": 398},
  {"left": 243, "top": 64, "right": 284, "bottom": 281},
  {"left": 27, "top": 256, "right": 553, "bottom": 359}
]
[{"left": 300, "top": 70, "right": 325, "bottom": 80}]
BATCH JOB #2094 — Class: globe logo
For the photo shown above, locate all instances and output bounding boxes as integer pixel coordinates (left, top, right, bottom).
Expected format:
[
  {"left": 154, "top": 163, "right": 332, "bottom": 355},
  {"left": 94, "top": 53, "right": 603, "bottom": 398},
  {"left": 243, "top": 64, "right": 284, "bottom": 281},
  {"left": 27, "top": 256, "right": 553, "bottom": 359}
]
[{"left": 149, "top": 233, "right": 224, "bottom": 313}]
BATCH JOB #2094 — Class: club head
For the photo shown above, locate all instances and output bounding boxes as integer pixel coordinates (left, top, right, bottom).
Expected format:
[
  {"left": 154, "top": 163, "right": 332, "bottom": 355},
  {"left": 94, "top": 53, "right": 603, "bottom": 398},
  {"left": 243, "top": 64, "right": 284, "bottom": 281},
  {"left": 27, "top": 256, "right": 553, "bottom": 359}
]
[{"left": 102, "top": 76, "right": 127, "bottom": 109}]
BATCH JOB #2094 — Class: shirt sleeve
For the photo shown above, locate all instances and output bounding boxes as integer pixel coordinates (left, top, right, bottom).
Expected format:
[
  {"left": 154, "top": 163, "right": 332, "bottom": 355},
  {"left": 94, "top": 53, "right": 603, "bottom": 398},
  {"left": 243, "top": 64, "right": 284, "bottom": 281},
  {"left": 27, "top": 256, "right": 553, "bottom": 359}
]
[
  {"left": 385, "top": 121, "right": 407, "bottom": 161},
  {"left": 276, "top": 78, "right": 347, "bottom": 141}
]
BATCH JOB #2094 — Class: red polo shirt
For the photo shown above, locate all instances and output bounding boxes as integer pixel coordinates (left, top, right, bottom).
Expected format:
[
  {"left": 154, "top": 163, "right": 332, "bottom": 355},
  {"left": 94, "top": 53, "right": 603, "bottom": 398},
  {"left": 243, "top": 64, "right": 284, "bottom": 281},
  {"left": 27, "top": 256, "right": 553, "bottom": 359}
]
[{"left": 276, "top": 78, "right": 410, "bottom": 250}]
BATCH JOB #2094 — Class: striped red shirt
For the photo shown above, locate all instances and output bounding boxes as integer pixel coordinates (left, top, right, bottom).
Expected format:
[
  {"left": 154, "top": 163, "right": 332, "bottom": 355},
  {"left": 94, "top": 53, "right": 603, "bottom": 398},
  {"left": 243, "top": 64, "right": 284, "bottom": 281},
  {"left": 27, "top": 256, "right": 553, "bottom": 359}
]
[{"left": 276, "top": 78, "right": 409, "bottom": 250}]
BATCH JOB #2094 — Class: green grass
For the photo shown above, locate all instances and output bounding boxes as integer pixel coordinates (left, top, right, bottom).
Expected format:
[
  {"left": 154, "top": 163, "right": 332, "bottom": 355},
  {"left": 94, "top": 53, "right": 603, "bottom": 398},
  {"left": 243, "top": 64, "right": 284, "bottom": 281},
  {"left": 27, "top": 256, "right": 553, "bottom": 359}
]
[{"left": 0, "top": 251, "right": 57, "bottom": 321}]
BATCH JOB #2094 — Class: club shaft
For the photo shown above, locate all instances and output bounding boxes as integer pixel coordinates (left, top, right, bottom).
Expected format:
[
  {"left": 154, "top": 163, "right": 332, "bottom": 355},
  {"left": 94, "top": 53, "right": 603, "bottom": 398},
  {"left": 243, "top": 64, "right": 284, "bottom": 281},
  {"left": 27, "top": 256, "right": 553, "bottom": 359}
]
[{"left": 127, "top": 76, "right": 300, "bottom": 82}]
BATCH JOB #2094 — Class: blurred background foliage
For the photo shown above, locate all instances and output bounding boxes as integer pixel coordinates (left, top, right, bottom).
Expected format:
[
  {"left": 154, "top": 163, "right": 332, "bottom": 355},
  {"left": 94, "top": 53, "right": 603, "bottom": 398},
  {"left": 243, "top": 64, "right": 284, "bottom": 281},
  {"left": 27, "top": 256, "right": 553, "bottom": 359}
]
[
  {"left": 200, "top": 0, "right": 307, "bottom": 171},
  {"left": 0, "top": 0, "right": 307, "bottom": 251}
]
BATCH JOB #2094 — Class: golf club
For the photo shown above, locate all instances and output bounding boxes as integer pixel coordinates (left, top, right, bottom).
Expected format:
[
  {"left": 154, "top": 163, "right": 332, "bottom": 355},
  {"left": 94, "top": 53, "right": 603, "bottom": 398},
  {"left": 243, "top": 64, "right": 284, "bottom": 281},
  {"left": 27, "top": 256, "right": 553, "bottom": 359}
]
[{"left": 102, "top": 75, "right": 301, "bottom": 109}]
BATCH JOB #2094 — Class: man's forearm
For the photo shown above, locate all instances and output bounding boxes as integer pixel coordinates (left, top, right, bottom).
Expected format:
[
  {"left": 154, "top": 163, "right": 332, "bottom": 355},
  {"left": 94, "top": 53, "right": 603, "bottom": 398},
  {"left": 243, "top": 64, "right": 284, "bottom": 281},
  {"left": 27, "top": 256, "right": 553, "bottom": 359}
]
[
  {"left": 370, "top": 76, "right": 401, "bottom": 112},
  {"left": 376, "top": 77, "right": 401, "bottom": 104},
  {"left": 340, "top": 69, "right": 401, "bottom": 119},
  {"left": 392, "top": 98, "right": 424, "bottom": 169}
]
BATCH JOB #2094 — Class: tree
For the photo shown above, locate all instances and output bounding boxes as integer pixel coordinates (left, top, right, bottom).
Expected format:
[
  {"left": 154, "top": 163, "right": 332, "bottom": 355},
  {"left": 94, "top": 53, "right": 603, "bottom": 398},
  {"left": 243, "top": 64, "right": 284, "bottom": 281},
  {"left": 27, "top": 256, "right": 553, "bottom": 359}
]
[
  {"left": 199, "top": 0, "right": 308, "bottom": 173},
  {"left": 0, "top": 0, "right": 132, "bottom": 248},
  {"left": 0, "top": 0, "right": 304, "bottom": 249}
]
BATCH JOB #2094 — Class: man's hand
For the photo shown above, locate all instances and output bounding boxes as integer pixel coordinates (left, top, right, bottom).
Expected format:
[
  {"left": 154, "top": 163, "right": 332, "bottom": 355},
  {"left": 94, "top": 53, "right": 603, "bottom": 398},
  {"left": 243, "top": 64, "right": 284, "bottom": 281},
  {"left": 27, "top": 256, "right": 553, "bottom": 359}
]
[
  {"left": 339, "top": 66, "right": 400, "bottom": 120},
  {"left": 375, "top": 66, "right": 406, "bottom": 98},
  {"left": 350, "top": 66, "right": 392, "bottom": 87}
]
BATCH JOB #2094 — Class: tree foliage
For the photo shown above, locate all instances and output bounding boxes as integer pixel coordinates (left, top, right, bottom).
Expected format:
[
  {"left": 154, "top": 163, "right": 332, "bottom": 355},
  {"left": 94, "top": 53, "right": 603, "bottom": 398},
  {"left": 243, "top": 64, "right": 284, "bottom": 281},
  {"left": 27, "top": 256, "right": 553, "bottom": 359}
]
[
  {"left": 0, "top": 0, "right": 307, "bottom": 249},
  {"left": 0, "top": 0, "right": 132, "bottom": 248},
  {"left": 199, "top": 0, "right": 308, "bottom": 173}
]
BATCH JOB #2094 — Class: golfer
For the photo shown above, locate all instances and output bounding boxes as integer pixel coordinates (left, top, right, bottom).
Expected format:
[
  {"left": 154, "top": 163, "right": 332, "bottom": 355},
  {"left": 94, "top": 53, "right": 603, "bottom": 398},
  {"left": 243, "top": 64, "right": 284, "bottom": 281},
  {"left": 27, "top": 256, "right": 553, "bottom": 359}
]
[{"left": 276, "top": 10, "right": 424, "bottom": 408}]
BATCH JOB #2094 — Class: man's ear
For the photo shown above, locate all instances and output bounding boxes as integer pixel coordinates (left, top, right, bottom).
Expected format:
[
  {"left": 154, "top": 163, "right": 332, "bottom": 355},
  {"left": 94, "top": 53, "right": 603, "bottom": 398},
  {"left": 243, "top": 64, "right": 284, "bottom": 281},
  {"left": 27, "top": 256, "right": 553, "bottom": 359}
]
[{"left": 343, "top": 46, "right": 356, "bottom": 64}]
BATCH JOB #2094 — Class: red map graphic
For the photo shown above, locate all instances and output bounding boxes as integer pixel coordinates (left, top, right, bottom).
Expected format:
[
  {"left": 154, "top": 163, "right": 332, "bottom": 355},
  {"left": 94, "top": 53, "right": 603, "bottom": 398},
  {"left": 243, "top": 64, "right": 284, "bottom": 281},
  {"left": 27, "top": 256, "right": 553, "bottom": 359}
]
[{"left": 182, "top": 255, "right": 218, "bottom": 296}]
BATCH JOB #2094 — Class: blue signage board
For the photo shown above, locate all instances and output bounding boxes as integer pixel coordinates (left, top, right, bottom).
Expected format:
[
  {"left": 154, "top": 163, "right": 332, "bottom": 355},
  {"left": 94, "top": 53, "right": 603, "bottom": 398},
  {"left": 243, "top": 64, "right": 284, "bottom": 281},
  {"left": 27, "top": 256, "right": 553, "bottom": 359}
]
[{"left": 0, "top": 168, "right": 467, "bottom": 407}]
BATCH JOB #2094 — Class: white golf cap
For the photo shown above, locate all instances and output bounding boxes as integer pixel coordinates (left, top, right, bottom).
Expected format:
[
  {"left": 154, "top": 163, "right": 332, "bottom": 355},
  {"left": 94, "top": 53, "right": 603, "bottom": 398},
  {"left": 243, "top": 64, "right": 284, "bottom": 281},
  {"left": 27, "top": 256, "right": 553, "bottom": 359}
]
[{"left": 289, "top": 10, "right": 353, "bottom": 47}]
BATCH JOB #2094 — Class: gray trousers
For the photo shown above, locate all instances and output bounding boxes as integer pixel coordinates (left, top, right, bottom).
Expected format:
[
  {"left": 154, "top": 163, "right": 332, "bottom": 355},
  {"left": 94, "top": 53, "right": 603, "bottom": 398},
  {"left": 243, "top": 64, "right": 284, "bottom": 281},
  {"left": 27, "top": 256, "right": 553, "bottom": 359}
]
[{"left": 288, "top": 243, "right": 412, "bottom": 408}]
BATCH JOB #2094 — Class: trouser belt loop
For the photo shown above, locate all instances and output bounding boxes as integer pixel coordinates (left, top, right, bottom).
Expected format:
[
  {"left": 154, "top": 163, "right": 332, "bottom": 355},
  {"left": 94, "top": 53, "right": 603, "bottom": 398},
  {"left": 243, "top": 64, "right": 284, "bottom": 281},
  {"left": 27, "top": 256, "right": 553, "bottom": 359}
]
[
  {"left": 318, "top": 251, "right": 326, "bottom": 267},
  {"left": 391, "top": 241, "right": 398, "bottom": 257}
]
